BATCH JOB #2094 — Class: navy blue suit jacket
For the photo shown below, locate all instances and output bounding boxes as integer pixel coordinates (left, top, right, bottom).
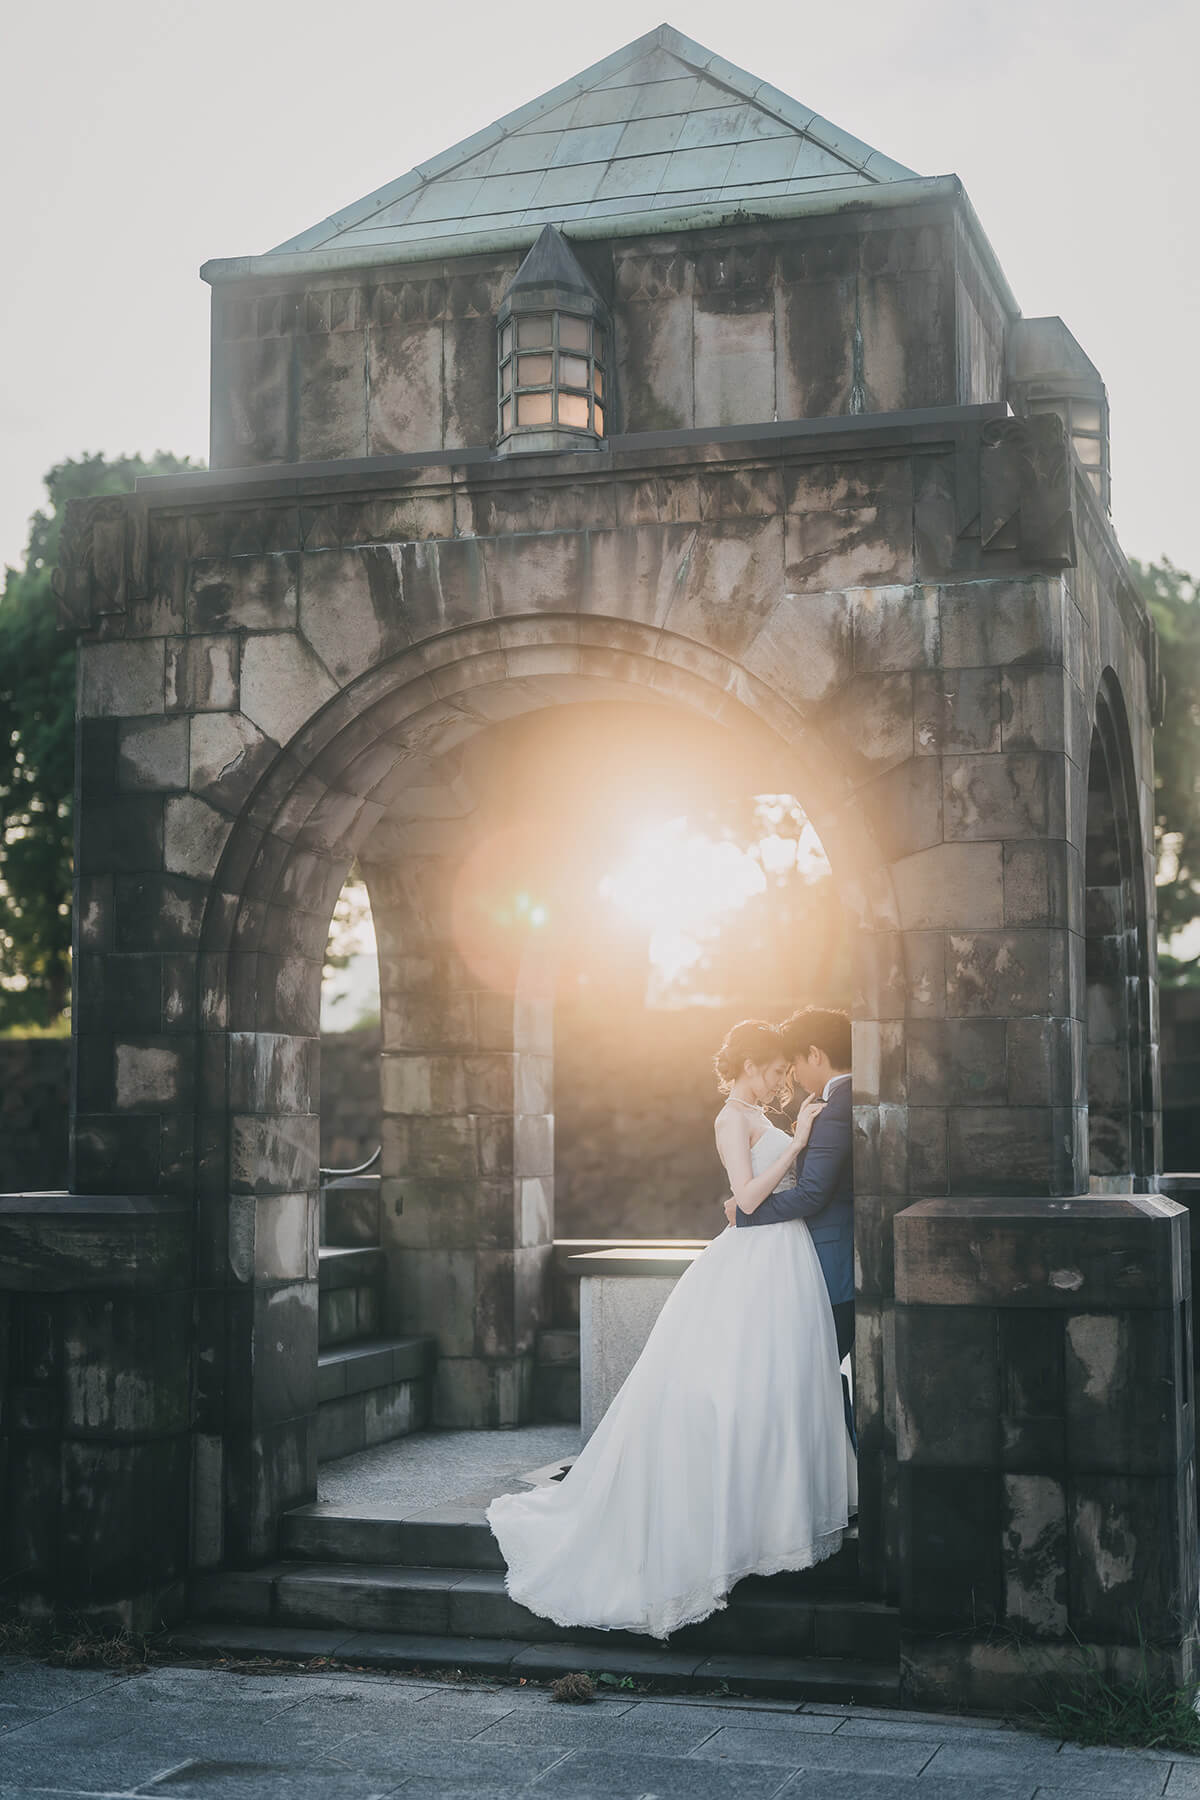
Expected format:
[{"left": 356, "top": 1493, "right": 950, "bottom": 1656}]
[{"left": 734, "top": 1076, "right": 854, "bottom": 1307}]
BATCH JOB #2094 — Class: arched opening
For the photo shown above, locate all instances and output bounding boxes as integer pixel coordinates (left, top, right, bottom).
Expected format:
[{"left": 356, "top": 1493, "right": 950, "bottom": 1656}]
[
  {"left": 196, "top": 619, "right": 894, "bottom": 1566},
  {"left": 1085, "top": 672, "right": 1155, "bottom": 1190}
]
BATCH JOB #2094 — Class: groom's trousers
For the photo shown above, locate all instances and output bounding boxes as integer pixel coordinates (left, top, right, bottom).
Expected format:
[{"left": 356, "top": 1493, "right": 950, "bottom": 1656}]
[{"left": 831, "top": 1300, "right": 857, "bottom": 1456}]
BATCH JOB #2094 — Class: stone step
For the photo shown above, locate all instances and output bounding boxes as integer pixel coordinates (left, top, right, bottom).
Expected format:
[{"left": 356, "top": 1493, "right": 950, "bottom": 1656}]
[
  {"left": 319, "top": 1245, "right": 385, "bottom": 1290},
  {"left": 321, "top": 1175, "right": 381, "bottom": 1248},
  {"left": 279, "top": 1501, "right": 860, "bottom": 1596},
  {"left": 282, "top": 1502, "right": 507, "bottom": 1570},
  {"left": 191, "top": 1560, "right": 895, "bottom": 1662},
  {"left": 316, "top": 1338, "right": 435, "bottom": 1463},
  {"left": 168, "top": 1620, "right": 900, "bottom": 1704},
  {"left": 318, "top": 1246, "right": 385, "bottom": 1348}
]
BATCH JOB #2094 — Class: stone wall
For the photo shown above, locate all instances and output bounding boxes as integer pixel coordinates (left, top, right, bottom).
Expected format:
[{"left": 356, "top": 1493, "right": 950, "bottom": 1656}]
[
  {"left": 208, "top": 201, "right": 1009, "bottom": 469},
  {"left": 0, "top": 1040, "right": 70, "bottom": 1193}
]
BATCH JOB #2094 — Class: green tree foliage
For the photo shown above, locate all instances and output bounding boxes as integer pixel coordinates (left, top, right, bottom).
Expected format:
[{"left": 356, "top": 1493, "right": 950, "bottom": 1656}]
[
  {"left": 0, "top": 451, "right": 199, "bottom": 1026},
  {"left": 1133, "top": 559, "right": 1200, "bottom": 982}
]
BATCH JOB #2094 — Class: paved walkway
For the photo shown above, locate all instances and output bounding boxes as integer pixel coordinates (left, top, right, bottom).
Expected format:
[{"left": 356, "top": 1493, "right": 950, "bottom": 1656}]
[
  {"left": 1, "top": 1655, "right": 1197, "bottom": 1798},
  {"left": 318, "top": 1425, "right": 581, "bottom": 1511}
]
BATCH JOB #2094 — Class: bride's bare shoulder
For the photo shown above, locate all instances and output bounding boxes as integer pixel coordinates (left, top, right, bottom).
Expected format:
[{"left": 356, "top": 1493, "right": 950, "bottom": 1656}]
[{"left": 714, "top": 1102, "right": 746, "bottom": 1136}]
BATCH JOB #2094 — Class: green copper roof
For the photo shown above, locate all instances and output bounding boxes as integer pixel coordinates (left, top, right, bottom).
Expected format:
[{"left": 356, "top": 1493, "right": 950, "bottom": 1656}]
[{"left": 263, "top": 25, "right": 918, "bottom": 265}]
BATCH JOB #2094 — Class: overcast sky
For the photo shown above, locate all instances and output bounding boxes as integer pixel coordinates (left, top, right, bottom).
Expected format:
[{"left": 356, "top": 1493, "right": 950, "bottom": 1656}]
[{"left": 2, "top": 0, "right": 1195, "bottom": 576}]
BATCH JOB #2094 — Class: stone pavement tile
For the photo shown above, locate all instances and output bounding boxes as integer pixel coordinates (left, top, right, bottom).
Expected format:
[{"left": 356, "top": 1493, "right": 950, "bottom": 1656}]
[
  {"left": 0, "top": 1663, "right": 132, "bottom": 1708},
  {"left": 832, "top": 1713, "right": 1050, "bottom": 1745},
  {"left": 0, "top": 1737, "right": 200, "bottom": 1792},
  {"left": 472, "top": 1706, "right": 712, "bottom": 1753},
  {"left": 0, "top": 1705, "right": 52, "bottom": 1735},
  {"left": 774, "top": 1775, "right": 1038, "bottom": 1799},
  {"left": 922, "top": 1740, "right": 1168, "bottom": 1794},
  {"left": 332, "top": 1732, "right": 565, "bottom": 1787},
  {"left": 1165, "top": 1763, "right": 1200, "bottom": 1793},
  {"left": 690, "top": 1723, "right": 933, "bottom": 1774},
  {"left": 130, "top": 1759, "right": 402, "bottom": 1798},
  {"left": 625, "top": 1700, "right": 844, "bottom": 1734},
  {"left": 527, "top": 1748, "right": 792, "bottom": 1798}
]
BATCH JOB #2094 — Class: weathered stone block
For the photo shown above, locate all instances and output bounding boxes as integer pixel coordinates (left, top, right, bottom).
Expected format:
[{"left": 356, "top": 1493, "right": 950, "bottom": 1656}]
[
  {"left": 229, "top": 1114, "right": 319, "bottom": 1195},
  {"left": 1065, "top": 1311, "right": 1182, "bottom": 1475},
  {"left": 163, "top": 794, "right": 233, "bottom": 880},
  {"left": 947, "top": 1106, "right": 1077, "bottom": 1194},
  {"left": 228, "top": 1032, "right": 317, "bottom": 1116},
  {"left": 895, "top": 1305, "right": 999, "bottom": 1466},
  {"left": 114, "top": 1039, "right": 192, "bottom": 1111},
  {"left": 742, "top": 590, "right": 853, "bottom": 711},
  {"left": 188, "top": 556, "right": 298, "bottom": 634},
  {"left": 939, "top": 579, "right": 1063, "bottom": 669},
  {"left": 852, "top": 584, "right": 939, "bottom": 672},
  {"left": 116, "top": 717, "right": 189, "bottom": 792},
  {"left": 693, "top": 306, "right": 775, "bottom": 428},
  {"left": 1068, "top": 1474, "right": 1184, "bottom": 1640},
  {"left": 907, "top": 1019, "right": 1006, "bottom": 1106},
  {"left": 78, "top": 640, "right": 165, "bottom": 719},
  {"left": 189, "top": 711, "right": 273, "bottom": 811},
  {"left": 299, "top": 547, "right": 410, "bottom": 686},
  {"left": 900, "top": 1465, "right": 1002, "bottom": 1627},
  {"left": 368, "top": 323, "right": 442, "bottom": 455},
  {"left": 77, "top": 796, "right": 164, "bottom": 876},
  {"left": 296, "top": 329, "right": 368, "bottom": 461},
  {"left": 891, "top": 842, "right": 1005, "bottom": 931},
  {"left": 1002, "top": 1473, "right": 1069, "bottom": 1637},
  {"left": 165, "top": 635, "right": 239, "bottom": 712},
  {"left": 945, "top": 929, "right": 1061, "bottom": 1017},
  {"left": 944, "top": 752, "right": 1049, "bottom": 841},
  {"left": 998, "top": 1310, "right": 1065, "bottom": 1467},
  {"left": 914, "top": 667, "right": 1002, "bottom": 755},
  {"left": 238, "top": 632, "right": 340, "bottom": 748}
]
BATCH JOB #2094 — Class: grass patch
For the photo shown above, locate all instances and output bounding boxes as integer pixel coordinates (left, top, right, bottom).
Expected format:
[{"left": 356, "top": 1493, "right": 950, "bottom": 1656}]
[
  {"left": 0, "top": 1608, "right": 153, "bottom": 1672},
  {"left": 1032, "top": 1653, "right": 1200, "bottom": 1754}
]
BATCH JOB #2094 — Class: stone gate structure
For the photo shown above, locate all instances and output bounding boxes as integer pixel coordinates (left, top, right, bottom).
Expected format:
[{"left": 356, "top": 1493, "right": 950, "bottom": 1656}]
[{"left": 3, "top": 26, "right": 1193, "bottom": 1708}]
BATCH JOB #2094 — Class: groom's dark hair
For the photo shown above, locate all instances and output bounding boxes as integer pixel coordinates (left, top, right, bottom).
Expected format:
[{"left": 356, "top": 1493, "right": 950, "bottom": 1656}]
[{"left": 780, "top": 1007, "right": 851, "bottom": 1071}]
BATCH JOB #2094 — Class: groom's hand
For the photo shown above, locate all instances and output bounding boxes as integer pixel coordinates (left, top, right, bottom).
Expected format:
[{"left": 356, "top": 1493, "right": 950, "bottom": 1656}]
[{"left": 723, "top": 1196, "right": 739, "bottom": 1227}]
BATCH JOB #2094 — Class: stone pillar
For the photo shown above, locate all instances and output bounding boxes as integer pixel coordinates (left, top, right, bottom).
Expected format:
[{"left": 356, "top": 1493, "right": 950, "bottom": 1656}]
[
  {"left": 894, "top": 1194, "right": 1197, "bottom": 1709},
  {"left": 367, "top": 855, "right": 554, "bottom": 1427},
  {"left": 847, "top": 577, "right": 1088, "bottom": 1597}
]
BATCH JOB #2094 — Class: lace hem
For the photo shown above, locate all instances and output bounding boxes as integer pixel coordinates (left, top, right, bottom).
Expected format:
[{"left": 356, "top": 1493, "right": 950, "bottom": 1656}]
[{"left": 486, "top": 1510, "right": 847, "bottom": 1643}]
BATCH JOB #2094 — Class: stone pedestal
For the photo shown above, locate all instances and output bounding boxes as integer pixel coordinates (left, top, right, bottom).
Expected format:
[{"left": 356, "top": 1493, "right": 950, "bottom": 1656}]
[
  {"left": 0, "top": 1193, "right": 193, "bottom": 1630},
  {"left": 573, "top": 1247, "right": 703, "bottom": 1442},
  {"left": 894, "top": 1194, "right": 1197, "bottom": 1710}
]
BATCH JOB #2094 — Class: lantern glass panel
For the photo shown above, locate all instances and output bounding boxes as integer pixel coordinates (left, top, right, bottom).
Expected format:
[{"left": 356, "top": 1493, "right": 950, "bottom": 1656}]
[
  {"left": 517, "top": 391, "right": 553, "bottom": 426},
  {"left": 559, "top": 315, "right": 589, "bottom": 352},
  {"left": 518, "top": 353, "right": 553, "bottom": 386},
  {"left": 559, "top": 354, "right": 589, "bottom": 390},
  {"left": 558, "top": 392, "right": 590, "bottom": 429},
  {"left": 517, "top": 315, "right": 552, "bottom": 347}
]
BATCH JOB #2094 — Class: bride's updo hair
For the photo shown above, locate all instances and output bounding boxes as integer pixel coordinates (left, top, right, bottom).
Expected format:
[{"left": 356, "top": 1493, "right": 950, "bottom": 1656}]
[{"left": 714, "top": 1019, "right": 783, "bottom": 1095}]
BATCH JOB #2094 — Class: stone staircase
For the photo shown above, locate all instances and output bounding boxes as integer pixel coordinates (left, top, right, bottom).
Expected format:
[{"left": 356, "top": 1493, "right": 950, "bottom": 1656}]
[
  {"left": 316, "top": 1173, "right": 435, "bottom": 1461},
  {"left": 183, "top": 1220, "right": 898, "bottom": 1701},
  {"left": 185, "top": 1500, "right": 898, "bottom": 1702}
]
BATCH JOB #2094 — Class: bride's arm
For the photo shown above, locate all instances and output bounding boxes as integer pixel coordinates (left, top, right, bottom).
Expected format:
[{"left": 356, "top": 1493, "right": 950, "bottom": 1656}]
[{"left": 714, "top": 1114, "right": 802, "bottom": 1217}]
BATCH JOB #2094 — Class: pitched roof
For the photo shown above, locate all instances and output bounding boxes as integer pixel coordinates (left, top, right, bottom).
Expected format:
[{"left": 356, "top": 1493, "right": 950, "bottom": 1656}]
[{"left": 265, "top": 25, "right": 918, "bottom": 266}]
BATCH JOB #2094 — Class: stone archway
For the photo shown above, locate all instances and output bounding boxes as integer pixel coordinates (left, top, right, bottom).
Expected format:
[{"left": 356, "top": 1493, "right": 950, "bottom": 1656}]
[
  {"left": 1084, "top": 669, "right": 1157, "bottom": 1189},
  {"left": 195, "top": 618, "right": 897, "bottom": 1565}
]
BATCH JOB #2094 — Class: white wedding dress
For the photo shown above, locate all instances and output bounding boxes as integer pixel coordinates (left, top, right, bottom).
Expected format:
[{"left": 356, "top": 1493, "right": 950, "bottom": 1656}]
[{"left": 486, "top": 1121, "right": 857, "bottom": 1639}]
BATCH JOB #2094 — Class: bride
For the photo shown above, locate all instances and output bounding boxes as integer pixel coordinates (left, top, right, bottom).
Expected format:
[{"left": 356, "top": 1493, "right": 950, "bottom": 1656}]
[{"left": 486, "top": 1019, "right": 856, "bottom": 1640}]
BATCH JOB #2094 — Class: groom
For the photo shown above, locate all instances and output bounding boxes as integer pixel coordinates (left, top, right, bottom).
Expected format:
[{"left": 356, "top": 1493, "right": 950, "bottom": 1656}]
[{"left": 723, "top": 1007, "right": 855, "bottom": 1447}]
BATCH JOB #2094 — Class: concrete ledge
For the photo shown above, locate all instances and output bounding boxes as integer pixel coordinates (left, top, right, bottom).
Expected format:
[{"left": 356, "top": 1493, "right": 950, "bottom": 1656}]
[{"left": 0, "top": 1192, "right": 191, "bottom": 1291}]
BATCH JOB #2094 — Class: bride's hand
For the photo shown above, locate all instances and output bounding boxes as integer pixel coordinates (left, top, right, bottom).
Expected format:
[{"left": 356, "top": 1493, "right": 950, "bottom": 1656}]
[{"left": 793, "top": 1093, "right": 826, "bottom": 1150}]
